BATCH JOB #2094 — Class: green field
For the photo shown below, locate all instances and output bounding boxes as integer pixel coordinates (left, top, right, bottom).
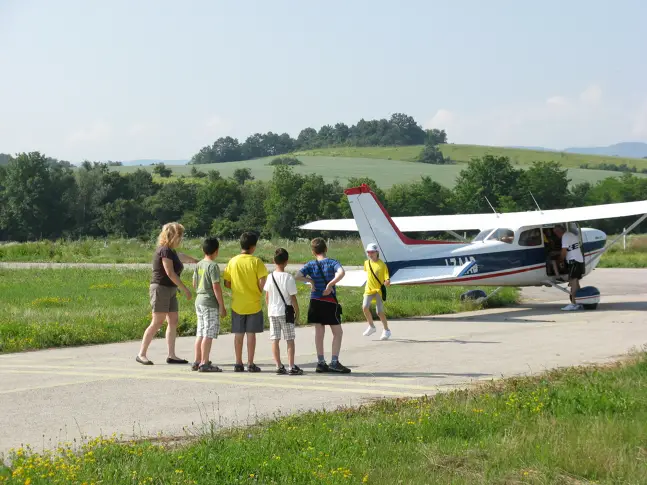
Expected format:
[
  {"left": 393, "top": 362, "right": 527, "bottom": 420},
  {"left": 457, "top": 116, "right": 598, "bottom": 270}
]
[
  {"left": 0, "top": 238, "right": 367, "bottom": 265},
  {"left": 113, "top": 156, "right": 647, "bottom": 190},
  {"left": 297, "top": 144, "right": 647, "bottom": 169},
  {"left": 4, "top": 236, "right": 647, "bottom": 267},
  {"left": 0, "top": 268, "right": 517, "bottom": 354},
  {"left": 3, "top": 354, "right": 646, "bottom": 484}
]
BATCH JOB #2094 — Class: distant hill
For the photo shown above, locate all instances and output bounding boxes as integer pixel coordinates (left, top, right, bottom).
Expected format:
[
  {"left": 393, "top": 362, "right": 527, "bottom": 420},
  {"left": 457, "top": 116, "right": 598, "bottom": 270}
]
[
  {"left": 564, "top": 142, "right": 647, "bottom": 159},
  {"left": 120, "top": 159, "right": 189, "bottom": 166}
]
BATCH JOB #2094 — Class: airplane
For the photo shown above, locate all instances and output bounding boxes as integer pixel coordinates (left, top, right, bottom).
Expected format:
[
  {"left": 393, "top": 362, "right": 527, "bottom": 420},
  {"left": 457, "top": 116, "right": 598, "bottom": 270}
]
[{"left": 300, "top": 184, "right": 647, "bottom": 310}]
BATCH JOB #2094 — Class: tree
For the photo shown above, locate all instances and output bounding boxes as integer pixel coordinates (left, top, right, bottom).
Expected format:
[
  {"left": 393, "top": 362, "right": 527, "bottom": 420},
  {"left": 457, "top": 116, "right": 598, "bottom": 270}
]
[
  {"left": 145, "top": 180, "right": 197, "bottom": 225},
  {"left": 153, "top": 163, "right": 172, "bottom": 178},
  {"left": 99, "top": 199, "right": 150, "bottom": 237},
  {"left": 517, "top": 161, "right": 570, "bottom": 210},
  {"left": 0, "top": 152, "right": 76, "bottom": 240},
  {"left": 211, "top": 136, "right": 242, "bottom": 162},
  {"left": 207, "top": 170, "right": 222, "bottom": 182},
  {"left": 387, "top": 177, "right": 453, "bottom": 217},
  {"left": 232, "top": 168, "right": 254, "bottom": 185},
  {"left": 416, "top": 144, "right": 452, "bottom": 164},
  {"left": 452, "top": 155, "right": 522, "bottom": 213},
  {"left": 125, "top": 169, "right": 158, "bottom": 199},
  {"left": 0, "top": 153, "right": 11, "bottom": 165},
  {"left": 296, "top": 128, "right": 318, "bottom": 150},
  {"left": 389, "top": 113, "right": 426, "bottom": 145},
  {"left": 425, "top": 129, "right": 448, "bottom": 146},
  {"left": 190, "top": 166, "right": 207, "bottom": 178},
  {"left": 76, "top": 162, "right": 110, "bottom": 236}
]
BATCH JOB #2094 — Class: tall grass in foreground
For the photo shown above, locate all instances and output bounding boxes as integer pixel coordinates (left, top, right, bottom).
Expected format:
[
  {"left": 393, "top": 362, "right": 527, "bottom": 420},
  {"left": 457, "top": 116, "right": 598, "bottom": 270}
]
[
  {"left": 0, "top": 268, "right": 517, "bottom": 354},
  {"left": 3, "top": 354, "right": 647, "bottom": 484}
]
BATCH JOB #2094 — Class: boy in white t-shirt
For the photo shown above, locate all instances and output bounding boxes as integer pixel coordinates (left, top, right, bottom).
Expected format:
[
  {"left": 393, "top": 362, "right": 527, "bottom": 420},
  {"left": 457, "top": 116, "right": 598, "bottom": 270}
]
[{"left": 264, "top": 248, "right": 303, "bottom": 375}]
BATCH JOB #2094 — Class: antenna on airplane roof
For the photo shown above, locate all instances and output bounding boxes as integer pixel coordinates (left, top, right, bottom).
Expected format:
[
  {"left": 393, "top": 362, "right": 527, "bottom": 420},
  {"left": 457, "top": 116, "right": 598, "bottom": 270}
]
[
  {"left": 530, "top": 191, "right": 543, "bottom": 213},
  {"left": 484, "top": 196, "right": 499, "bottom": 216}
]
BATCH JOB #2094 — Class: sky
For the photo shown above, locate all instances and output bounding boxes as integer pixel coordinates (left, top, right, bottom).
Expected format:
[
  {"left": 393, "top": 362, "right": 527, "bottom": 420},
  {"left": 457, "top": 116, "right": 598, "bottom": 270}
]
[{"left": 1, "top": 0, "right": 646, "bottom": 162}]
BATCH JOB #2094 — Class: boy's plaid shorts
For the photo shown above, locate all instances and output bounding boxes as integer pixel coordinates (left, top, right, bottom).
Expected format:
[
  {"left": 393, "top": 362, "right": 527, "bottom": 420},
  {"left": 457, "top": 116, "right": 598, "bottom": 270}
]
[
  {"left": 196, "top": 305, "right": 220, "bottom": 339},
  {"left": 269, "top": 315, "right": 296, "bottom": 341}
]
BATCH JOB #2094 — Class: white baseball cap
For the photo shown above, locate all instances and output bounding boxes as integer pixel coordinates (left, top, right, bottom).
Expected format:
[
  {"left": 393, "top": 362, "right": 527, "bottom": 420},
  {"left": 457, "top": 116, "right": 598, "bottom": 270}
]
[{"left": 365, "top": 243, "right": 379, "bottom": 252}]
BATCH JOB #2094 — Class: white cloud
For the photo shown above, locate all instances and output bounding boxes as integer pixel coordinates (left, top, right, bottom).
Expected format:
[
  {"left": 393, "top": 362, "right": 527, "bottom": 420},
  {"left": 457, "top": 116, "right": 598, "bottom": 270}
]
[
  {"left": 579, "top": 84, "right": 602, "bottom": 105},
  {"left": 67, "top": 121, "right": 112, "bottom": 145},
  {"left": 424, "top": 109, "right": 456, "bottom": 130},
  {"left": 204, "top": 115, "right": 231, "bottom": 136},
  {"left": 546, "top": 95, "right": 569, "bottom": 107}
]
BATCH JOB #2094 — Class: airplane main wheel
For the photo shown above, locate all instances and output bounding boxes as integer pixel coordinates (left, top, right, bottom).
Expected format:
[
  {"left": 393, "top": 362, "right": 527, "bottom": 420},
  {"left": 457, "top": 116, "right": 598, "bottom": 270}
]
[{"left": 460, "top": 289, "right": 487, "bottom": 302}]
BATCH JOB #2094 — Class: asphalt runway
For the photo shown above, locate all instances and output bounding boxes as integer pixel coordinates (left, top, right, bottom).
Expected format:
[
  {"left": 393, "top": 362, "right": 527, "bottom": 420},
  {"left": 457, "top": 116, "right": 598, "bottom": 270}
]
[{"left": 1, "top": 268, "right": 646, "bottom": 454}]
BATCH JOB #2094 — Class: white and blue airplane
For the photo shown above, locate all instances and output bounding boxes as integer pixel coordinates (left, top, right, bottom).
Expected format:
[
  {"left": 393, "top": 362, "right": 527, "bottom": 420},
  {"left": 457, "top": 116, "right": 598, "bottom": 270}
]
[{"left": 301, "top": 184, "right": 647, "bottom": 309}]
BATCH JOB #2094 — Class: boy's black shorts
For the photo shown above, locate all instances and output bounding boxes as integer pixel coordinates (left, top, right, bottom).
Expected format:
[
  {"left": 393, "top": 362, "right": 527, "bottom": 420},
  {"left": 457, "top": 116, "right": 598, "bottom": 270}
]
[
  {"left": 567, "top": 260, "right": 585, "bottom": 280},
  {"left": 307, "top": 299, "right": 342, "bottom": 325}
]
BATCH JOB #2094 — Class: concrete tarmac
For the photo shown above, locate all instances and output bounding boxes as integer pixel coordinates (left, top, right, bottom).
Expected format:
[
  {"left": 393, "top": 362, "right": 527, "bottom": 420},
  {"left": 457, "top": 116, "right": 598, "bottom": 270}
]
[{"left": 1, "top": 268, "right": 646, "bottom": 454}]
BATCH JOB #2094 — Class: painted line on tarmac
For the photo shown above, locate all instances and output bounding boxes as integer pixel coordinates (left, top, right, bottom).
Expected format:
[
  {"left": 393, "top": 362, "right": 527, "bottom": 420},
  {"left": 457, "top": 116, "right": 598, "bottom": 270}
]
[
  {"left": 0, "top": 363, "right": 468, "bottom": 391},
  {"left": 1, "top": 369, "right": 440, "bottom": 397},
  {"left": 0, "top": 377, "right": 114, "bottom": 395},
  {"left": 0, "top": 363, "right": 455, "bottom": 387}
]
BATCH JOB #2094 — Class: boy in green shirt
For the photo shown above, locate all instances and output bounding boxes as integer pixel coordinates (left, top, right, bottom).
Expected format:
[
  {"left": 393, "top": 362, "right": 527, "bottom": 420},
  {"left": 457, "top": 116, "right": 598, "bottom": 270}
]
[{"left": 192, "top": 237, "right": 227, "bottom": 372}]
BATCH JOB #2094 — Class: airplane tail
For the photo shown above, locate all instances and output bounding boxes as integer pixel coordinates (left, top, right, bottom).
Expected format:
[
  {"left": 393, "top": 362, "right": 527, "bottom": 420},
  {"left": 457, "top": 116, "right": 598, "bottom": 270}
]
[{"left": 344, "top": 184, "right": 460, "bottom": 263}]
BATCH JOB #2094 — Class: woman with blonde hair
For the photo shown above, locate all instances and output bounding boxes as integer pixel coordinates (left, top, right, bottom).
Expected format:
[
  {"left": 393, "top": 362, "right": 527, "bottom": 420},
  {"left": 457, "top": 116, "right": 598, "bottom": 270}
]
[{"left": 137, "top": 222, "right": 198, "bottom": 365}]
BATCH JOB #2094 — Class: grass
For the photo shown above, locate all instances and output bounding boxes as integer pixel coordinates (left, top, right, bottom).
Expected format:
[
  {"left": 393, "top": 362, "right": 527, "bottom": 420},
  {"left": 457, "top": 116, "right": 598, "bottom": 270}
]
[
  {"left": 296, "top": 144, "right": 647, "bottom": 169},
  {"left": 4, "top": 236, "right": 647, "bottom": 268},
  {"left": 3, "top": 354, "right": 647, "bottom": 484},
  {"left": 112, "top": 150, "right": 647, "bottom": 189},
  {"left": 0, "top": 268, "right": 517, "bottom": 354},
  {"left": 0, "top": 238, "right": 368, "bottom": 265}
]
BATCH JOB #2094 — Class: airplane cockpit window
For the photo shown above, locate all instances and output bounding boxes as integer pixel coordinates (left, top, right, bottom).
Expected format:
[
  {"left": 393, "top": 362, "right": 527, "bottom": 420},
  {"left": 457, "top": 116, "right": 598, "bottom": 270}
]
[
  {"left": 473, "top": 229, "right": 494, "bottom": 242},
  {"left": 518, "top": 228, "right": 542, "bottom": 247},
  {"left": 488, "top": 228, "right": 515, "bottom": 244}
]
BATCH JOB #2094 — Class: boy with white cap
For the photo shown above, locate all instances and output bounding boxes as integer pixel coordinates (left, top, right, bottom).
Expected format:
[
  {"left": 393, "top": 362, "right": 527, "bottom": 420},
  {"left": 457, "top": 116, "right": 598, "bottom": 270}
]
[{"left": 362, "top": 243, "right": 391, "bottom": 340}]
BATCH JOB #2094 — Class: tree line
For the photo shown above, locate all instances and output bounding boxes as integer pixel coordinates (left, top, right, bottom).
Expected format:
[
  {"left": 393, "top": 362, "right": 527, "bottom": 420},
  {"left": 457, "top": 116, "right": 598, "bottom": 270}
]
[
  {"left": 190, "top": 113, "right": 432, "bottom": 164},
  {"left": 1, "top": 152, "right": 645, "bottom": 242}
]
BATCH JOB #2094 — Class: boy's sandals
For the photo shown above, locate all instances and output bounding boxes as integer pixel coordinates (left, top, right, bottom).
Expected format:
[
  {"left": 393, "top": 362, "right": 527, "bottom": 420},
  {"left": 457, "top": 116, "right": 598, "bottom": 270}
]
[
  {"left": 233, "top": 364, "right": 245, "bottom": 372},
  {"left": 198, "top": 363, "right": 222, "bottom": 373},
  {"left": 289, "top": 365, "right": 304, "bottom": 376},
  {"left": 247, "top": 363, "right": 262, "bottom": 373},
  {"left": 192, "top": 361, "right": 212, "bottom": 371},
  {"left": 276, "top": 365, "right": 288, "bottom": 375}
]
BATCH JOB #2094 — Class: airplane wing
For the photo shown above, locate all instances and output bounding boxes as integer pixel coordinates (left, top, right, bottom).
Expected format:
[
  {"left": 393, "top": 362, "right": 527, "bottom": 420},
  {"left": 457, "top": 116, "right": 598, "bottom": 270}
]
[
  {"left": 335, "top": 261, "right": 477, "bottom": 287},
  {"left": 300, "top": 200, "right": 647, "bottom": 232}
]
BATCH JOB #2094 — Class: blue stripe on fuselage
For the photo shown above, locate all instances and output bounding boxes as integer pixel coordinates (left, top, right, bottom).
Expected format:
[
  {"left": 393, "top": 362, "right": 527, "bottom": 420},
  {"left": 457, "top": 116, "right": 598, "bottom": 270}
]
[{"left": 386, "top": 240, "right": 606, "bottom": 276}]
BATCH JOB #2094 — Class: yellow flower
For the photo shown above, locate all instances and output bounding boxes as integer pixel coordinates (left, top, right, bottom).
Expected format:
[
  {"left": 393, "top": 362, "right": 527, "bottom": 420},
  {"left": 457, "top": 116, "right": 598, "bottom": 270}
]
[{"left": 25, "top": 479, "right": 32, "bottom": 485}]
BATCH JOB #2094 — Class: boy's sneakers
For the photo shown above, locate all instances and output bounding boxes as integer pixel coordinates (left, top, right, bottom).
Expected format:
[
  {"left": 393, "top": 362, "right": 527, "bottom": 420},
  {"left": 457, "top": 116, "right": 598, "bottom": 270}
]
[
  {"left": 329, "top": 361, "right": 351, "bottom": 374},
  {"left": 315, "top": 362, "right": 330, "bottom": 373},
  {"left": 276, "top": 365, "right": 288, "bottom": 375},
  {"left": 289, "top": 365, "right": 304, "bottom": 375},
  {"left": 561, "top": 303, "right": 582, "bottom": 311},
  {"left": 380, "top": 330, "right": 392, "bottom": 341},
  {"left": 247, "top": 363, "right": 262, "bottom": 373},
  {"left": 199, "top": 363, "right": 222, "bottom": 373},
  {"left": 363, "top": 326, "right": 377, "bottom": 337}
]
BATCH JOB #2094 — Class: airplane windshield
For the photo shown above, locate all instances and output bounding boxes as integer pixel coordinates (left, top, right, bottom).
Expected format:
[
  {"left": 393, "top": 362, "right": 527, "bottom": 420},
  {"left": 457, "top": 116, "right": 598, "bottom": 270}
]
[
  {"left": 488, "top": 228, "right": 515, "bottom": 244},
  {"left": 473, "top": 229, "right": 494, "bottom": 242}
]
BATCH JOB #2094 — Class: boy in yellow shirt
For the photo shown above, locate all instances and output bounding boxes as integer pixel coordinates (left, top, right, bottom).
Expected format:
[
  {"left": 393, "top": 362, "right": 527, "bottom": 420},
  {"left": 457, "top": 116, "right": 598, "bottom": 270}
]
[
  {"left": 362, "top": 243, "right": 391, "bottom": 340},
  {"left": 223, "top": 232, "right": 268, "bottom": 372}
]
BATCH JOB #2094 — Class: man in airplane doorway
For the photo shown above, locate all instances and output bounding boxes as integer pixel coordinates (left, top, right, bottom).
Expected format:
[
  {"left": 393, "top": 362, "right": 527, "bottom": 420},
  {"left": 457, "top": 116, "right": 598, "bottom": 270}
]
[{"left": 553, "top": 224, "right": 585, "bottom": 311}]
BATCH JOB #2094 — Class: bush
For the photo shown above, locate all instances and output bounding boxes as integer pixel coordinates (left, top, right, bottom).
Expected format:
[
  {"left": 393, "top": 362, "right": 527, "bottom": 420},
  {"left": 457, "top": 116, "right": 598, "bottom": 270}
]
[
  {"left": 269, "top": 156, "right": 303, "bottom": 166},
  {"left": 416, "top": 145, "right": 454, "bottom": 164}
]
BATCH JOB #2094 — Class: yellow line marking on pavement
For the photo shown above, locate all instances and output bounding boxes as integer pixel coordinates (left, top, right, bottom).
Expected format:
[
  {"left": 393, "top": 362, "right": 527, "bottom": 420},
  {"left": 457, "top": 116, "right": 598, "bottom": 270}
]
[
  {"left": 1, "top": 369, "right": 438, "bottom": 397},
  {"left": 0, "top": 377, "right": 114, "bottom": 395},
  {"left": 0, "top": 364, "right": 455, "bottom": 388}
]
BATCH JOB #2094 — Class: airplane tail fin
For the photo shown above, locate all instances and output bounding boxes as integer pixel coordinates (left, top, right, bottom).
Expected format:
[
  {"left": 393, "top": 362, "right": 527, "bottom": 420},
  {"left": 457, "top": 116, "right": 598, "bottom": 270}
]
[{"left": 344, "top": 184, "right": 459, "bottom": 262}]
